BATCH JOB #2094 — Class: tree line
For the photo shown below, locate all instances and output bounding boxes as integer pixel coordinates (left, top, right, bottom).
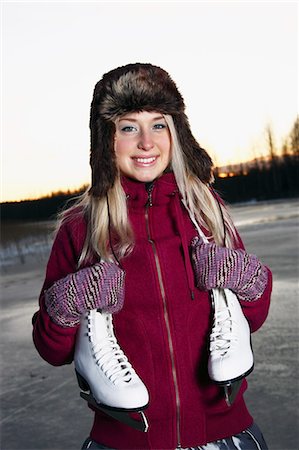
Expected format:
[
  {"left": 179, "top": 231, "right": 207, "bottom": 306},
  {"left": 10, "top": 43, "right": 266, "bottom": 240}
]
[
  {"left": 213, "top": 116, "right": 299, "bottom": 203},
  {"left": 2, "top": 118, "right": 298, "bottom": 221}
]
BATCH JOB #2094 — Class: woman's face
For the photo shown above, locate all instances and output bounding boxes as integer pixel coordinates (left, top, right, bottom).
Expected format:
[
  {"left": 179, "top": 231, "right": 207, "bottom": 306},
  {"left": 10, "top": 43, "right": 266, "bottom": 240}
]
[{"left": 114, "top": 111, "right": 171, "bottom": 183}]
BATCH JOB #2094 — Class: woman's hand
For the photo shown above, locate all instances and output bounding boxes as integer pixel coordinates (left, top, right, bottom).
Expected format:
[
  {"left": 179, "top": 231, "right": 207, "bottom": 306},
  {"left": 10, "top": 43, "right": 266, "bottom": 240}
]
[
  {"left": 190, "top": 236, "right": 268, "bottom": 301},
  {"left": 44, "top": 262, "right": 125, "bottom": 327}
]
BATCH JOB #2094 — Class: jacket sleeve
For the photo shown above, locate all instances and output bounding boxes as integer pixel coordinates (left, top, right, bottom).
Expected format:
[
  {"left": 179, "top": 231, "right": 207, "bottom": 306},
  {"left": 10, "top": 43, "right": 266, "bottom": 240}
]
[
  {"left": 32, "top": 215, "right": 87, "bottom": 366},
  {"left": 233, "top": 227, "right": 272, "bottom": 333}
]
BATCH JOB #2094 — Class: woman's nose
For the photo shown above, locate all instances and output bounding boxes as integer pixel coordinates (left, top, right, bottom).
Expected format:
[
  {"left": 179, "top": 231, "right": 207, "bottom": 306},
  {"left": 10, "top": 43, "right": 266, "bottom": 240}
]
[{"left": 137, "top": 131, "right": 154, "bottom": 151}]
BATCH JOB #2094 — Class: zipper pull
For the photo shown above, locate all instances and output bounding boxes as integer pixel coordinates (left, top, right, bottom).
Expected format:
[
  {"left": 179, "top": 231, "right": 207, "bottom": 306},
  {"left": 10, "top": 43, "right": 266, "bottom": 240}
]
[{"left": 145, "top": 182, "right": 154, "bottom": 207}]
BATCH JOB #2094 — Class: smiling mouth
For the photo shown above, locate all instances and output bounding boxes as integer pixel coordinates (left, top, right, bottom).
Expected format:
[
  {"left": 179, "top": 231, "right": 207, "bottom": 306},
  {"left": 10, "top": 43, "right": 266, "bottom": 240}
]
[{"left": 132, "top": 156, "right": 158, "bottom": 165}]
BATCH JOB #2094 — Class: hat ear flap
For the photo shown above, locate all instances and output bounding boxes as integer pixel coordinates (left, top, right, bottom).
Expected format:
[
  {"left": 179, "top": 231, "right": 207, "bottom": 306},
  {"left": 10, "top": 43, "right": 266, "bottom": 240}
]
[
  {"left": 173, "top": 114, "right": 213, "bottom": 184},
  {"left": 89, "top": 119, "right": 117, "bottom": 198}
]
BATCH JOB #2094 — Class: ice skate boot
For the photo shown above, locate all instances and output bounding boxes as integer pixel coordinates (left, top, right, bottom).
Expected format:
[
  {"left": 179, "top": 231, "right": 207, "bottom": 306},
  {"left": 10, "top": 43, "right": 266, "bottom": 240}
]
[
  {"left": 208, "top": 288, "right": 254, "bottom": 406},
  {"left": 74, "top": 309, "right": 149, "bottom": 432}
]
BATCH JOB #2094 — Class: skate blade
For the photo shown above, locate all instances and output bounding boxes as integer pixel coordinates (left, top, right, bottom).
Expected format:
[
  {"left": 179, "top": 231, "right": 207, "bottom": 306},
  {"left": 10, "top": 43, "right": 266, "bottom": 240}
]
[
  {"left": 223, "top": 379, "right": 243, "bottom": 406},
  {"left": 213, "top": 363, "right": 254, "bottom": 406},
  {"left": 80, "top": 391, "right": 149, "bottom": 432}
]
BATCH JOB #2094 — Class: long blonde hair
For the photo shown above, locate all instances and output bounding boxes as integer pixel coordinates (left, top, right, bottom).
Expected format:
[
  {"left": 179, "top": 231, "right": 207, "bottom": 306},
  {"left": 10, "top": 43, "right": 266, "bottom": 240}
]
[
  {"left": 59, "top": 115, "right": 236, "bottom": 265},
  {"left": 165, "top": 116, "right": 237, "bottom": 247}
]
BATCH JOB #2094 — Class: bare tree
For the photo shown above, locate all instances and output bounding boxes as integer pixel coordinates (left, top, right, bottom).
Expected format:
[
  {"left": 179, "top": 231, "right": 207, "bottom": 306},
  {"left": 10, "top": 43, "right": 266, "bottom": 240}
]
[
  {"left": 265, "top": 124, "right": 280, "bottom": 192},
  {"left": 281, "top": 138, "right": 290, "bottom": 157},
  {"left": 290, "top": 116, "right": 299, "bottom": 155},
  {"left": 265, "top": 124, "right": 276, "bottom": 160}
]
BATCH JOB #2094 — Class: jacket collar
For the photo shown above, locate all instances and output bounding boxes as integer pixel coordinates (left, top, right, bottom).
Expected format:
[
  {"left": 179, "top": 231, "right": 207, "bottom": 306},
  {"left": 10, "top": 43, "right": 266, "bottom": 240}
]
[{"left": 121, "top": 172, "right": 178, "bottom": 207}]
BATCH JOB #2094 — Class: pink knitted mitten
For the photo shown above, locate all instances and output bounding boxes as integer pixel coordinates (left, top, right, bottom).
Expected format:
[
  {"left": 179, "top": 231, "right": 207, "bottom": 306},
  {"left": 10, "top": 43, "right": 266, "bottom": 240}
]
[
  {"left": 191, "top": 237, "right": 268, "bottom": 301},
  {"left": 45, "top": 262, "right": 125, "bottom": 327}
]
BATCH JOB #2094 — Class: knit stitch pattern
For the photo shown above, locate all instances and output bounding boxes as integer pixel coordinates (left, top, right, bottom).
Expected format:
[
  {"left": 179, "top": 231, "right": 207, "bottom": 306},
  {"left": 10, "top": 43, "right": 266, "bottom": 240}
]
[
  {"left": 191, "top": 237, "right": 268, "bottom": 301},
  {"left": 45, "top": 262, "right": 125, "bottom": 327}
]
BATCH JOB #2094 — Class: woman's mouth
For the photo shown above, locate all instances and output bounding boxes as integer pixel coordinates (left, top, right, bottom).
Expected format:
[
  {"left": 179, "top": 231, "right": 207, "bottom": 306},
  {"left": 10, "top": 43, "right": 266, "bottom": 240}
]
[{"left": 132, "top": 156, "right": 158, "bottom": 166}]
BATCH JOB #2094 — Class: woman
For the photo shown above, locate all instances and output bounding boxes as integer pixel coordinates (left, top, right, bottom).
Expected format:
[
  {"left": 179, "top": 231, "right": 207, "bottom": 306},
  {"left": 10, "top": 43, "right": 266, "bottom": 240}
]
[{"left": 32, "top": 63, "right": 272, "bottom": 450}]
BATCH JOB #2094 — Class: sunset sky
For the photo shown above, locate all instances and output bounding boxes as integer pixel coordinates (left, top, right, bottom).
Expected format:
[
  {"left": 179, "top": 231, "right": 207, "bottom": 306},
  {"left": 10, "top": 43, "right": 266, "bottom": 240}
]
[{"left": 2, "top": 1, "right": 298, "bottom": 202}]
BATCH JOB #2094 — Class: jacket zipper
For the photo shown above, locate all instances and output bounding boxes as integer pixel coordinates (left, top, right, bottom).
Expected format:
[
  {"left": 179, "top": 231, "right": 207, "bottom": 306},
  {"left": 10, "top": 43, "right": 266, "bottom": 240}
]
[{"left": 145, "top": 184, "right": 181, "bottom": 448}]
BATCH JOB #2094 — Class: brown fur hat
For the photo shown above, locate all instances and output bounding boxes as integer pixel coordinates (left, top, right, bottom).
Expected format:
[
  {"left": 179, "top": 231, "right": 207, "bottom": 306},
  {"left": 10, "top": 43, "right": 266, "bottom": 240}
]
[{"left": 89, "top": 63, "right": 213, "bottom": 197}]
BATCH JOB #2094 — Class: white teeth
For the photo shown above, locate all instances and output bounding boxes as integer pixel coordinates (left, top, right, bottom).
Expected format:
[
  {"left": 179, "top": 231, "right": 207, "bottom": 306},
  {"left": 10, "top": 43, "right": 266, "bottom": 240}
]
[{"left": 135, "top": 157, "right": 156, "bottom": 164}]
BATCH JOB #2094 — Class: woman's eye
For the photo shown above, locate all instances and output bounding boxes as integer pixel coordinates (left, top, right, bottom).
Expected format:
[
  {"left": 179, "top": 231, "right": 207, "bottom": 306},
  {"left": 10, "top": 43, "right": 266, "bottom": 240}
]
[
  {"left": 121, "top": 125, "right": 137, "bottom": 132},
  {"left": 153, "top": 123, "right": 167, "bottom": 130}
]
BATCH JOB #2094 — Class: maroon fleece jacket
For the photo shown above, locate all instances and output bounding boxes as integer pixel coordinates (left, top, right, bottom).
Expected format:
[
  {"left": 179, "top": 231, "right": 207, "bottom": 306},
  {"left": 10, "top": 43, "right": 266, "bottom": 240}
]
[{"left": 32, "top": 173, "right": 272, "bottom": 449}]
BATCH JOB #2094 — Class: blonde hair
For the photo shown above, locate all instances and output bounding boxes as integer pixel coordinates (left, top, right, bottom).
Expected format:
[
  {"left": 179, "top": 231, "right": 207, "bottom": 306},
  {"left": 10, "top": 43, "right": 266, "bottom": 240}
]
[
  {"left": 59, "top": 115, "right": 236, "bottom": 265},
  {"left": 165, "top": 115, "right": 237, "bottom": 248},
  {"left": 57, "top": 177, "right": 133, "bottom": 266}
]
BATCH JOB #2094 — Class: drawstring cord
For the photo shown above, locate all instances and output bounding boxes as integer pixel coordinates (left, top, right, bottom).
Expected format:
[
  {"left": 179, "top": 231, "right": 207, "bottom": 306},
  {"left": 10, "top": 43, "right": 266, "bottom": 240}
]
[{"left": 171, "top": 193, "right": 196, "bottom": 300}]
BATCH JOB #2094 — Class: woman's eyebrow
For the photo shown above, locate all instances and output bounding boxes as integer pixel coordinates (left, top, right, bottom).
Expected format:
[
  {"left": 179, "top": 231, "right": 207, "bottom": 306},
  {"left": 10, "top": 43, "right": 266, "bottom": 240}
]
[
  {"left": 118, "top": 117, "right": 138, "bottom": 122},
  {"left": 118, "top": 115, "right": 165, "bottom": 122}
]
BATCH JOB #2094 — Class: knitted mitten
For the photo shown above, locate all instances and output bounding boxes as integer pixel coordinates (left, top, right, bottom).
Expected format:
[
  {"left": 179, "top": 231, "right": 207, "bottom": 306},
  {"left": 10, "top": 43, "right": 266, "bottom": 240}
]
[
  {"left": 45, "top": 262, "right": 125, "bottom": 327},
  {"left": 191, "top": 237, "right": 268, "bottom": 301}
]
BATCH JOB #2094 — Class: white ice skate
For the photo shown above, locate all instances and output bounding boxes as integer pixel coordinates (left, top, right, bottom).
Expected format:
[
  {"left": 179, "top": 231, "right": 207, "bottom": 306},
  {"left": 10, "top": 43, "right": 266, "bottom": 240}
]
[
  {"left": 208, "top": 288, "right": 254, "bottom": 406},
  {"left": 74, "top": 309, "right": 149, "bottom": 432},
  {"left": 186, "top": 206, "right": 254, "bottom": 406}
]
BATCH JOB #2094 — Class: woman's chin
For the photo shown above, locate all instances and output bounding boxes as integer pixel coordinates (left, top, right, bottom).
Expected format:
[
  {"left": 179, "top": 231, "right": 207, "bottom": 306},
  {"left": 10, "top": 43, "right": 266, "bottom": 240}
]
[{"left": 124, "top": 170, "right": 163, "bottom": 184}]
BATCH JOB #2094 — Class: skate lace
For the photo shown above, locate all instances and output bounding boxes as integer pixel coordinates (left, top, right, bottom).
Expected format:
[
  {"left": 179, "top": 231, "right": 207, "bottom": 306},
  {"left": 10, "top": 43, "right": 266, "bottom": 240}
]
[
  {"left": 210, "top": 308, "right": 236, "bottom": 356},
  {"left": 91, "top": 337, "right": 136, "bottom": 385}
]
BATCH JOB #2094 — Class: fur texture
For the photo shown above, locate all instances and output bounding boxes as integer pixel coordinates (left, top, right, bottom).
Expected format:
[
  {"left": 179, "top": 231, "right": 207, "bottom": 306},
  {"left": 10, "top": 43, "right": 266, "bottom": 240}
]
[{"left": 89, "top": 63, "right": 213, "bottom": 198}]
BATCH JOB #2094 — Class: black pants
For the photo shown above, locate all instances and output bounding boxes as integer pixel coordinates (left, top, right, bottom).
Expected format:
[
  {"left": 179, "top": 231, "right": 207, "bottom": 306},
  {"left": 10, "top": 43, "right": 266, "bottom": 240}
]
[{"left": 82, "top": 422, "right": 268, "bottom": 449}]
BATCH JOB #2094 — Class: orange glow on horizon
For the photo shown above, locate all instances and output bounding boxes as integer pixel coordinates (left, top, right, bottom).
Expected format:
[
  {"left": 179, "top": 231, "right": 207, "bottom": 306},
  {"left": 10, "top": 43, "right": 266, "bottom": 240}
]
[{"left": 2, "top": 2, "right": 296, "bottom": 203}]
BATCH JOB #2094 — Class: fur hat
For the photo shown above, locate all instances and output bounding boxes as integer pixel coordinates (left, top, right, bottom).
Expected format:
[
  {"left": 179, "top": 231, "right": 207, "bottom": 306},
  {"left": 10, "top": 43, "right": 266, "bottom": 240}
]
[{"left": 89, "top": 63, "right": 213, "bottom": 197}]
